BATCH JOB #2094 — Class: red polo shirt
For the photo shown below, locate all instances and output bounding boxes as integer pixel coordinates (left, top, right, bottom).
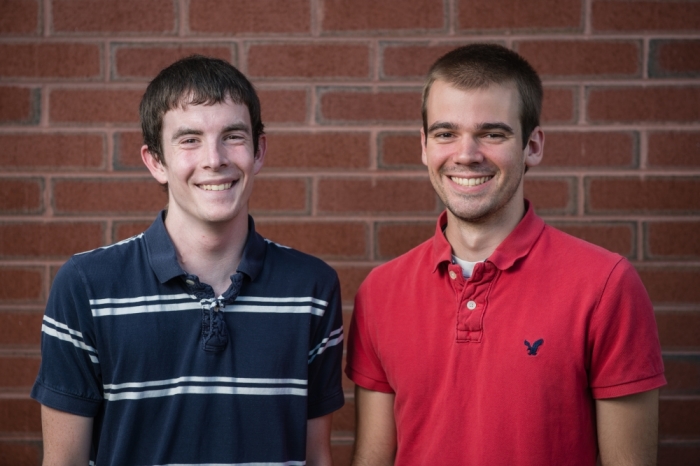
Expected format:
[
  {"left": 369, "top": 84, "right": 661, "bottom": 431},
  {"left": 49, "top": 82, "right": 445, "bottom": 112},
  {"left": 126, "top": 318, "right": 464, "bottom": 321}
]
[{"left": 346, "top": 202, "right": 665, "bottom": 465}]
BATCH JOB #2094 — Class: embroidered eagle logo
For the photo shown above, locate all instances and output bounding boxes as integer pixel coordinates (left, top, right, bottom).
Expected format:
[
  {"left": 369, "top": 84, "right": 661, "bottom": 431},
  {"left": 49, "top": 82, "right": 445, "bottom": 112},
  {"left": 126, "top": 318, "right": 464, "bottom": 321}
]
[{"left": 524, "top": 339, "right": 544, "bottom": 356}]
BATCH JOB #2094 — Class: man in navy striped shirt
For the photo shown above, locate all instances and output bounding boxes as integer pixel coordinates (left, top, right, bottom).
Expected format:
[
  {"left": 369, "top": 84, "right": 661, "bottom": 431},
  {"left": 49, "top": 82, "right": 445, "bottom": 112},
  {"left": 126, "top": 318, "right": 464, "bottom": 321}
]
[{"left": 32, "top": 56, "right": 344, "bottom": 466}]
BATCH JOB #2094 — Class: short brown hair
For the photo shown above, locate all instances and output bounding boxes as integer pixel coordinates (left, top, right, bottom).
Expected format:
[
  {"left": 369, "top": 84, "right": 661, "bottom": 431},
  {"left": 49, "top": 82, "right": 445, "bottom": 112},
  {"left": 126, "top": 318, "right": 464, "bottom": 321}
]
[
  {"left": 140, "top": 55, "right": 265, "bottom": 163},
  {"left": 422, "top": 43, "right": 542, "bottom": 148}
]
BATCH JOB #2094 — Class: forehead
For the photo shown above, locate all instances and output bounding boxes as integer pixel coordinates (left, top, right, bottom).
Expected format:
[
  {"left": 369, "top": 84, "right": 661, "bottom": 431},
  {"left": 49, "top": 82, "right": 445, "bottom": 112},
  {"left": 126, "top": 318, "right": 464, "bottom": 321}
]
[
  {"left": 426, "top": 80, "right": 521, "bottom": 126},
  {"left": 162, "top": 96, "right": 251, "bottom": 133}
]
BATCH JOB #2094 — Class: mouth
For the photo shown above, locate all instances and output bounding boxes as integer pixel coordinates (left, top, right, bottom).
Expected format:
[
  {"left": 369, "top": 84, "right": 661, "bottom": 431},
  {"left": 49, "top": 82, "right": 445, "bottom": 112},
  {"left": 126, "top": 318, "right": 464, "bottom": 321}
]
[
  {"left": 198, "top": 182, "right": 233, "bottom": 191},
  {"left": 449, "top": 175, "right": 493, "bottom": 187}
]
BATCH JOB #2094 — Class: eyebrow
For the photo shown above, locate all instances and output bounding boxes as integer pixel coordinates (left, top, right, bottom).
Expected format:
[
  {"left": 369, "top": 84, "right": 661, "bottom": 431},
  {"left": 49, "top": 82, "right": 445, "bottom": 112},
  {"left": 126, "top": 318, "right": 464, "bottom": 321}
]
[
  {"left": 427, "top": 121, "right": 515, "bottom": 135},
  {"left": 427, "top": 121, "right": 459, "bottom": 133},
  {"left": 476, "top": 122, "right": 515, "bottom": 134}
]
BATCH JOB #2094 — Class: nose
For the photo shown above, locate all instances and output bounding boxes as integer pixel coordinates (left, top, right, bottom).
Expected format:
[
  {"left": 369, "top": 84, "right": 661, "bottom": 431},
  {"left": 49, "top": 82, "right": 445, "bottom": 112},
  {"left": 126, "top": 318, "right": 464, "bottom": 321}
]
[
  {"left": 454, "top": 136, "right": 484, "bottom": 165},
  {"left": 203, "top": 140, "right": 228, "bottom": 170}
]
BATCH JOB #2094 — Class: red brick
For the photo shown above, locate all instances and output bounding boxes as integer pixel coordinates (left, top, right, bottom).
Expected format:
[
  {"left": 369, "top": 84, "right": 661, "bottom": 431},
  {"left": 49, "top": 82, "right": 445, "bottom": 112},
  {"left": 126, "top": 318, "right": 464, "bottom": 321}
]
[
  {"left": 320, "top": 88, "right": 421, "bottom": 124},
  {"left": 592, "top": 0, "right": 700, "bottom": 32},
  {"left": 382, "top": 43, "right": 466, "bottom": 79},
  {"left": 0, "top": 356, "right": 41, "bottom": 388},
  {"left": 650, "top": 40, "right": 700, "bottom": 78},
  {"left": 114, "top": 131, "right": 147, "bottom": 170},
  {"left": 458, "top": 0, "right": 582, "bottom": 31},
  {"left": 0, "top": 134, "right": 104, "bottom": 170},
  {"left": 0, "top": 86, "right": 37, "bottom": 124},
  {"left": 376, "top": 221, "right": 434, "bottom": 260},
  {"left": 0, "top": 222, "right": 103, "bottom": 258},
  {"left": 658, "top": 443, "right": 700, "bottom": 466},
  {"left": 53, "top": 178, "right": 166, "bottom": 214},
  {"left": 256, "top": 221, "right": 367, "bottom": 259},
  {"left": 189, "top": 0, "right": 310, "bottom": 34},
  {"left": 114, "top": 44, "right": 234, "bottom": 80},
  {"left": 0, "top": 440, "right": 42, "bottom": 466},
  {"left": 517, "top": 40, "right": 640, "bottom": 78},
  {"left": 542, "top": 87, "right": 576, "bottom": 124},
  {"left": 322, "top": 0, "right": 443, "bottom": 32},
  {"left": 0, "top": 178, "right": 42, "bottom": 214},
  {"left": 646, "top": 222, "right": 700, "bottom": 260},
  {"left": 523, "top": 177, "right": 575, "bottom": 214},
  {"left": 662, "top": 355, "right": 700, "bottom": 395},
  {"left": 258, "top": 89, "right": 308, "bottom": 124},
  {"left": 0, "top": 267, "right": 43, "bottom": 301},
  {"left": 248, "top": 43, "right": 369, "bottom": 79},
  {"left": 540, "top": 131, "right": 636, "bottom": 168},
  {"left": 332, "top": 398, "right": 355, "bottom": 431},
  {"left": 648, "top": 131, "right": 700, "bottom": 168},
  {"left": 318, "top": 177, "right": 436, "bottom": 214},
  {"left": 659, "top": 397, "right": 700, "bottom": 438},
  {"left": 331, "top": 441, "right": 353, "bottom": 466},
  {"left": 551, "top": 222, "right": 634, "bottom": 257},
  {"left": 113, "top": 221, "right": 152, "bottom": 242},
  {"left": 0, "top": 43, "right": 100, "bottom": 79},
  {"left": 588, "top": 87, "right": 700, "bottom": 123},
  {"left": 334, "top": 265, "right": 373, "bottom": 304},
  {"left": 379, "top": 132, "right": 423, "bottom": 168},
  {"left": 587, "top": 177, "right": 700, "bottom": 214},
  {"left": 49, "top": 89, "right": 142, "bottom": 124},
  {"left": 0, "top": 397, "right": 41, "bottom": 433},
  {"left": 265, "top": 132, "right": 369, "bottom": 170},
  {"left": 249, "top": 177, "right": 308, "bottom": 214},
  {"left": 52, "top": 0, "right": 176, "bottom": 34},
  {"left": 638, "top": 267, "right": 700, "bottom": 305},
  {"left": 0, "top": 0, "right": 39, "bottom": 35},
  {"left": 0, "top": 312, "right": 43, "bottom": 345}
]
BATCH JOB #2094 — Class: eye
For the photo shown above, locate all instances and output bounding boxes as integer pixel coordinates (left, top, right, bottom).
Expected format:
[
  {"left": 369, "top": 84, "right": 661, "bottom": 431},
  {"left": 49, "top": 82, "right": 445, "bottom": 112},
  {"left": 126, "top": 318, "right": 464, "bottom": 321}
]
[{"left": 224, "top": 133, "right": 246, "bottom": 143}]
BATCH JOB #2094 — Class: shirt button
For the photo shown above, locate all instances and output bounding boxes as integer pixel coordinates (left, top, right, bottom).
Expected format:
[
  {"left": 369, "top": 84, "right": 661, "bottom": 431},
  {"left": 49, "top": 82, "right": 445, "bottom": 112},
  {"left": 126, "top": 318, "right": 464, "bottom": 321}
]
[
  {"left": 449, "top": 271, "right": 457, "bottom": 280},
  {"left": 467, "top": 300, "right": 477, "bottom": 310},
  {"left": 185, "top": 279, "right": 195, "bottom": 286}
]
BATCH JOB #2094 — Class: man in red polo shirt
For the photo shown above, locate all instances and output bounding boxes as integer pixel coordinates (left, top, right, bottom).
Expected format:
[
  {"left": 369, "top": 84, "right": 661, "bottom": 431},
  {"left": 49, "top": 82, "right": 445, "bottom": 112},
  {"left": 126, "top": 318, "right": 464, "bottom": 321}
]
[{"left": 345, "top": 44, "right": 665, "bottom": 465}]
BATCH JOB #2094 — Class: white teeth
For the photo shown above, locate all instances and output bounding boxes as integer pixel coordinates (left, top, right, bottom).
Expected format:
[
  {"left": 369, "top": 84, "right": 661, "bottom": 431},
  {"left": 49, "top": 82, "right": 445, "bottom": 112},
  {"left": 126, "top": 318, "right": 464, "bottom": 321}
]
[
  {"left": 200, "top": 182, "right": 232, "bottom": 191},
  {"left": 450, "top": 176, "right": 491, "bottom": 187}
]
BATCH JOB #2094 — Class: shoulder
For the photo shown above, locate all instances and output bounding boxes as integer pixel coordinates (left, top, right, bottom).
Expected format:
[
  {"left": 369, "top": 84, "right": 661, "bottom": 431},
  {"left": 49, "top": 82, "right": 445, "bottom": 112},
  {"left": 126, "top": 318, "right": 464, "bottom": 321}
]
[
  {"left": 361, "top": 236, "right": 433, "bottom": 290},
  {"left": 539, "top": 224, "right": 625, "bottom": 268},
  {"left": 60, "top": 233, "right": 148, "bottom": 285},
  {"left": 265, "top": 239, "right": 336, "bottom": 275}
]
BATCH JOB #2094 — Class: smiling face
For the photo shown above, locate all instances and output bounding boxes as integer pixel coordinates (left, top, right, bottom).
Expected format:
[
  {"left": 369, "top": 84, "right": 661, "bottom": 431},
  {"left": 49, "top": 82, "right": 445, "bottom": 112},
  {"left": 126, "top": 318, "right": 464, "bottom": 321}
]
[
  {"left": 421, "top": 80, "right": 543, "bottom": 228},
  {"left": 141, "top": 96, "right": 266, "bottom": 232}
]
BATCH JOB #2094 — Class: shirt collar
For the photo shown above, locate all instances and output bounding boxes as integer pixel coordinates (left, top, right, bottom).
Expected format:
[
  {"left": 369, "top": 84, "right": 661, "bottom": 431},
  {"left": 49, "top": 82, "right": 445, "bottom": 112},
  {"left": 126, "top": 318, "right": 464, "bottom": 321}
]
[
  {"left": 144, "top": 211, "right": 266, "bottom": 284},
  {"left": 431, "top": 200, "right": 545, "bottom": 273}
]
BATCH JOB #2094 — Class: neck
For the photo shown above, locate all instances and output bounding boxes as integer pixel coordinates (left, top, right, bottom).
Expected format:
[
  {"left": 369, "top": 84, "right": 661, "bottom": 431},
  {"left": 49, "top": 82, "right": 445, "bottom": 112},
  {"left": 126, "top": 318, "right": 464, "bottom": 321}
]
[
  {"left": 164, "top": 212, "right": 249, "bottom": 296},
  {"left": 445, "top": 198, "right": 526, "bottom": 262}
]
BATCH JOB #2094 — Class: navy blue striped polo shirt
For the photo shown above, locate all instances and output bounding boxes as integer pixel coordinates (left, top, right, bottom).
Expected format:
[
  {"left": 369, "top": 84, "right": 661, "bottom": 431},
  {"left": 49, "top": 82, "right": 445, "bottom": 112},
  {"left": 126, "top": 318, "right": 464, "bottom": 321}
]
[{"left": 31, "top": 212, "right": 345, "bottom": 466}]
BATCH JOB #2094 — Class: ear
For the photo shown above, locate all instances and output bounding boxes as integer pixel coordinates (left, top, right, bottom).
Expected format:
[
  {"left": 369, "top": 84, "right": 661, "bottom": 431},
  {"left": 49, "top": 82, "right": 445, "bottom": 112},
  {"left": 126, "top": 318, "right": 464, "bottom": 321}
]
[
  {"left": 524, "top": 126, "right": 544, "bottom": 169},
  {"left": 141, "top": 145, "right": 168, "bottom": 185},
  {"left": 253, "top": 134, "right": 267, "bottom": 175},
  {"left": 420, "top": 128, "right": 428, "bottom": 166}
]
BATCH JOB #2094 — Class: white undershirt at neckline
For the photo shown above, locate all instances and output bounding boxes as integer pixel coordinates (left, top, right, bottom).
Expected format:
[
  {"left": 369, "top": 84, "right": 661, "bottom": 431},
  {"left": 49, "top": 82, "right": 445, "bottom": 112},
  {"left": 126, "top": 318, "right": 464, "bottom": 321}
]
[{"left": 452, "top": 255, "right": 484, "bottom": 279}]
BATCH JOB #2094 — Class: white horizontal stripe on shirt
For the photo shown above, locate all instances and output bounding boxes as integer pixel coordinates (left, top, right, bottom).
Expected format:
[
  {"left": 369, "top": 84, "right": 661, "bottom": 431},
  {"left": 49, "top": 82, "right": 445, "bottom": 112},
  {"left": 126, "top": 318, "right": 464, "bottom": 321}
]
[
  {"left": 104, "top": 385, "right": 307, "bottom": 401},
  {"left": 105, "top": 376, "right": 306, "bottom": 391},
  {"left": 90, "top": 293, "right": 192, "bottom": 306},
  {"left": 41, "top": 324, "right": 99, "bottom": 364},
  {"left": 235, "top": 296, "right": 329, "bottom": 307},
  {"left": 92, "top": 302, "right": 324, "bottom": 318}
]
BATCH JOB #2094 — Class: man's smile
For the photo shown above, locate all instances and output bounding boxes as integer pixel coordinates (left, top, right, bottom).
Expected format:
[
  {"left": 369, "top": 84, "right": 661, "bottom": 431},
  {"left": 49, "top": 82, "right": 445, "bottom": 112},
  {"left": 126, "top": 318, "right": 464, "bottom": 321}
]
[
  {"left": 449, "top": 175, "right": 493, "bottom": 187},
  {"left": 198, "top": 182, "right": 233, "bottom": 191}
]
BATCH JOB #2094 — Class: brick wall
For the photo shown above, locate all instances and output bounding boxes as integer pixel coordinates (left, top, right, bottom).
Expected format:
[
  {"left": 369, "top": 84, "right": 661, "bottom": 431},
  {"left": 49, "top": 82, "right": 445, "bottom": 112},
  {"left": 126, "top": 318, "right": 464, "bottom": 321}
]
[{"left": 1, "top": 0, "right": 698, "bottom": 464}]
